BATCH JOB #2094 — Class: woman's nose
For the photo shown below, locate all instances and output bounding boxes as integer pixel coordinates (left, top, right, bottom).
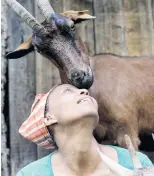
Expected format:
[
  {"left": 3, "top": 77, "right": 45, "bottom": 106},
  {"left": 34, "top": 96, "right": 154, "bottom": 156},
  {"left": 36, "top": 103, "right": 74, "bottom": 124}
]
[{"left": 79, "top": 89, "right": 89, "bottom": 95}]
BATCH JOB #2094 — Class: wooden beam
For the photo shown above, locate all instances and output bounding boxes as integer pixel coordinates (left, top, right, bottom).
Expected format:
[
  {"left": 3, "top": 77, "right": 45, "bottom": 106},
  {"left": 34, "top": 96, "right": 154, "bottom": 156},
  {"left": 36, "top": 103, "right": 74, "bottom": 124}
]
[
  {"left": 1, "top": 1, "right": 10, "bottom": 175},
  {"left": 94, "top": 0, "right": 127, "bottom": 55},
  {"left": 94, "top": 0, "right": 154, "bottom": 56},
  {"left": 8, "top": 0, "right": 37, "bottom": 175}
]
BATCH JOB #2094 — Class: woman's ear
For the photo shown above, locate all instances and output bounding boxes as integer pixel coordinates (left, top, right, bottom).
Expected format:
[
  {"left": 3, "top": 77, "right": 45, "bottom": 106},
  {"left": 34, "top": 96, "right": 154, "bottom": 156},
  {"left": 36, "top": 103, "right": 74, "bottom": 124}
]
[{"left": 44, "top": 114, "right": 58, "bottom": 126}]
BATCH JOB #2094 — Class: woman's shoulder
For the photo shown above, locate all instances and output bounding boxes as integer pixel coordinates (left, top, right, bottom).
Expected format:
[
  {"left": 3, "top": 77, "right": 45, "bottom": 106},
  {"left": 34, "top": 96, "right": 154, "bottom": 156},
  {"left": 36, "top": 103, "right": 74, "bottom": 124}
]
[
  {"left": 16, "top": 152, "right": 55, "bottom": 176},
  {"left": 109, "top": 145, "right": 153, "bottom": 170}
]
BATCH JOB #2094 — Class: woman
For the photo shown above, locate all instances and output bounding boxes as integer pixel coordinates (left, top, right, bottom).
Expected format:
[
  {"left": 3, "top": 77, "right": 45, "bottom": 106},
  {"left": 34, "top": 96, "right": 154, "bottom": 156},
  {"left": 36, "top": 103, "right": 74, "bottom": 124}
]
[{"left": 17, "top": 84, "right": 153, "bottom": 176}]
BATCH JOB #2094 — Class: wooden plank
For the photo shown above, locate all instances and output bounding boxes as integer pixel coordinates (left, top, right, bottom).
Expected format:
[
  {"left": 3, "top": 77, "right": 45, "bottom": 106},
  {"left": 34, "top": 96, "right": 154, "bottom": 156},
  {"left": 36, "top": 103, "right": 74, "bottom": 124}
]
[
  {"left": 122, "top": 0, "right": 143, "bottom": 56},
  {"left": 8, "top": 0, "right": 37, "bottom": 175},
  {"left": 94, "top": 0, "right": 127, "bottom": 55},
  {"left": 136, "top": 0, "right": 154, "bottom": 55},
  {"left": 123, "top": 0, "right": 154, "bottom": 56},
  {"left": 94, "top": 0, "right": 154, "bottom": 56},
  {"left": 152, "top": 0, "right": 154, "bottom": 24},
  {"left": 1, "top": 1, "right": 10, "bottom": 176}
]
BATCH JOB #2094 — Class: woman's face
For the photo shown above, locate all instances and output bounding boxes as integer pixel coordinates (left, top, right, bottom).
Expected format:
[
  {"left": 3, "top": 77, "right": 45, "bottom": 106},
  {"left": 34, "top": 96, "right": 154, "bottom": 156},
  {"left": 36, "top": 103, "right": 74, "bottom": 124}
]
[{"left": 47, "top": 84, "right": 99, "bottom": 125}]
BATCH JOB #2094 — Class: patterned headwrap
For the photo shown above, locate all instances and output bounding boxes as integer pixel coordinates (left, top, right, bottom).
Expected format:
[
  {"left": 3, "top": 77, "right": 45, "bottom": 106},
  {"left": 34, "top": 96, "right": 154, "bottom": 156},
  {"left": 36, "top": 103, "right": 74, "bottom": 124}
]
[{"left": 19, "top": 86, "right": 58, "bottom": 150}]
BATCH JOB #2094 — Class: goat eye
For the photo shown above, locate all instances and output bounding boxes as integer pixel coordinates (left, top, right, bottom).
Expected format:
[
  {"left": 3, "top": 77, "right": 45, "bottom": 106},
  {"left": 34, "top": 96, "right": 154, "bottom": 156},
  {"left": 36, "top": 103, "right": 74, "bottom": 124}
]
[
  {"left": 35, "top": 47, "right": 42, "bottom": 54},
  {"left": 70, "top": 24, "right": 75, "bottom": 31}
]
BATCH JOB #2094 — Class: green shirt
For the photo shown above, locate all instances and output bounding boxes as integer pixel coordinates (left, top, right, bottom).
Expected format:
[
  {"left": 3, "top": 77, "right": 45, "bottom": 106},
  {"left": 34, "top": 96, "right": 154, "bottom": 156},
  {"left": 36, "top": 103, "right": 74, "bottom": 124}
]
[{"left": 17, "top": 146, "right": 153, "bottom": 176}]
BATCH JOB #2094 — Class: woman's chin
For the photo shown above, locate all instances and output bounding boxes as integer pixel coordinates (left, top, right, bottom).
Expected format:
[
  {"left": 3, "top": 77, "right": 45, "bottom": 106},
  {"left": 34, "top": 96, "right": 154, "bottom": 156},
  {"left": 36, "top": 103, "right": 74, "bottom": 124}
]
[{"left": 81, "top": 109, "right": 99, "bottom": 121}]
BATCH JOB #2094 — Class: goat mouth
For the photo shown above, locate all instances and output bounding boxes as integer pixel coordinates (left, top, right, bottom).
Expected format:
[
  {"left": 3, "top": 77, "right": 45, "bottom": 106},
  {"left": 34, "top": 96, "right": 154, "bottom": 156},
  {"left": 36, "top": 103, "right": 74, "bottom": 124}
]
[
  {"left": 68, "top": 79, "right": 74, "bottom": 85},
  {"left": 71, "top": 78, "right": 93, "bottom": 89}
]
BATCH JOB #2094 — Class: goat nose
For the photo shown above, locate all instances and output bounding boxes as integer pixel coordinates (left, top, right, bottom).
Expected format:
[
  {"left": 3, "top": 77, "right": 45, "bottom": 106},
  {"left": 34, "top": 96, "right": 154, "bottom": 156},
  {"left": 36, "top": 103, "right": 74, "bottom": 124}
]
[
  {"left": 70, "top": 69, "right": 93, "bottom": 89},
  {"left": 71, "top": 71, "right": 85, "bottom": 83},
  {"left": 79, "top": 89, "right": 89, "bottom": 95}
]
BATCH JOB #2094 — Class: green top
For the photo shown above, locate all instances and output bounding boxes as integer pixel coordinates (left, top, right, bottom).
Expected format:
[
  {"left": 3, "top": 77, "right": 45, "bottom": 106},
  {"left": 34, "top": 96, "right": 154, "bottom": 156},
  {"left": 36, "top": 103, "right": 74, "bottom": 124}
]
[{"left": 17, "top": 146, "right": 153, "bottom": 176}]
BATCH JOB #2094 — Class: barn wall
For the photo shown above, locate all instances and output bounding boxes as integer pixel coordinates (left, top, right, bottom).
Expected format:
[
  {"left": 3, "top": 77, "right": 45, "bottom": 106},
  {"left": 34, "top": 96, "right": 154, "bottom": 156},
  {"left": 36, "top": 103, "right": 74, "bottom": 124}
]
[
  {"left": 1, "top": 1, "right": 10, "bottom": 176},
  {"left": 2, "top": 0, "right": 154, "bottom": 175}
]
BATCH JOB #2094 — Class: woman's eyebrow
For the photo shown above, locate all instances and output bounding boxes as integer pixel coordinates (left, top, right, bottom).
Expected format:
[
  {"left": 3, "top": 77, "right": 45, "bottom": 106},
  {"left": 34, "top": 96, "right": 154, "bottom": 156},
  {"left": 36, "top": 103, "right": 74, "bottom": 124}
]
[{"left": 61, "top": 87, "right": 74, "bottom": 93}]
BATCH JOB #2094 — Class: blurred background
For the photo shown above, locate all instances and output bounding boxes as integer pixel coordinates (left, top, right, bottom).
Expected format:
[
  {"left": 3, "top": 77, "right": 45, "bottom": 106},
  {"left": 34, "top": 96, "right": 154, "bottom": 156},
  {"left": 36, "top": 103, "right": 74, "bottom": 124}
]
[{"left": 1, "top": 0, "right": 154, "bottom": 175}]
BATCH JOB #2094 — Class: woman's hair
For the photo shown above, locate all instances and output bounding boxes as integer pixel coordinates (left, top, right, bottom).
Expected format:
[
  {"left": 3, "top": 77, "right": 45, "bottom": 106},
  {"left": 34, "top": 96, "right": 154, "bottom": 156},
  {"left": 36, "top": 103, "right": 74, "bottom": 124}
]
[
  {"left": 44, "top": 84, "right": 62, "bottom": 150},
  {"left": 44, "top": 84, "right": 62, "bottom": 117},
  {"left": 44, "top": 100, "right": 49, "bottom": 117}
]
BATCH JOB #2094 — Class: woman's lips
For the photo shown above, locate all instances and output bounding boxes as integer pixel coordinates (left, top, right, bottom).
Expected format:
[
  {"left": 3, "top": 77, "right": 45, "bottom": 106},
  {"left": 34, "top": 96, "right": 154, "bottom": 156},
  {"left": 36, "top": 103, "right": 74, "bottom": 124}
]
[{"left": 77, "top": 96, "right": 93, "bottom": 104}]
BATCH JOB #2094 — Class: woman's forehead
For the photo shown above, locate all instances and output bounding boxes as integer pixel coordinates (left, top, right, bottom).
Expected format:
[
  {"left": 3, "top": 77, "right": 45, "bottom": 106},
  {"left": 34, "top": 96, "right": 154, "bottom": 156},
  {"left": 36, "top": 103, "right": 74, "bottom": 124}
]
[
  {"left": 47, "top": 84, "right": 76, "bottom": 106},
  {"left": 49, "top": 84, "right": 75, "bottom": 97},
  {"left": 56, "top": 84, "right": 75, "bottom": 91}
]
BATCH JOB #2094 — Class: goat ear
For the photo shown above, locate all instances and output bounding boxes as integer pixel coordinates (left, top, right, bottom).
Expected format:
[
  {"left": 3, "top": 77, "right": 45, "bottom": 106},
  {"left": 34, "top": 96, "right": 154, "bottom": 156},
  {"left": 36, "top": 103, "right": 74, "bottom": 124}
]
[
  {"left": 6, "top": 36, "right": 34, "bottom": 59},
  {"left": 61, "top": 10, "right": 96, "bottom": 24}
]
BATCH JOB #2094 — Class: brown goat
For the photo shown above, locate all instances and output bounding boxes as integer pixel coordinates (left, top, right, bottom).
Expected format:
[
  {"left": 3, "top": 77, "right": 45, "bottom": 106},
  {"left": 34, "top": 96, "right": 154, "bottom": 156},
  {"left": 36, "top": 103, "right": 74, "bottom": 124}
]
[
  {"left": 89, "top": 54, "right": 154, "bottom": 149},
  {"left": 5, "top": 0, "right": 154, "bottom": 150}
]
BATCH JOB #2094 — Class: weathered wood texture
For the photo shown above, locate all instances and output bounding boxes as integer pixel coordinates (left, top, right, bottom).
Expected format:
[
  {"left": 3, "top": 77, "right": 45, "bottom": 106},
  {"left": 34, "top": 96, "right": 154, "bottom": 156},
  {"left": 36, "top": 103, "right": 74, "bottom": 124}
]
[
  {"left": 94, "top": 0, "right": 154, "bottom": 56},
  {"left": 3, "top": 0, "right": 154, "bottom": 175},
  {"left": 1, "top": 1, "right": 10, "bottom": 176},
  {"left": 7, "top": 0, "right": 37, "bottom": 175}
]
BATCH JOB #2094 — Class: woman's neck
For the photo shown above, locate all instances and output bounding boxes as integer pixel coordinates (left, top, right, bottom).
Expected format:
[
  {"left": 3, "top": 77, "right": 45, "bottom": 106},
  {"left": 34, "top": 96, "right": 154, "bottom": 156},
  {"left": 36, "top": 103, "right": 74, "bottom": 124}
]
[{"left": 54, "top": 119, "right": 102, "bottom": 175}]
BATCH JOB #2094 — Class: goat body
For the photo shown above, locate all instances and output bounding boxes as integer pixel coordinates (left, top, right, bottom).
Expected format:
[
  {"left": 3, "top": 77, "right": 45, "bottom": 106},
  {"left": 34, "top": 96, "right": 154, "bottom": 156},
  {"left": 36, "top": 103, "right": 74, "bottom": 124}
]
[{"left": 90, "top": 54, "right": 154, "bottom": 149}]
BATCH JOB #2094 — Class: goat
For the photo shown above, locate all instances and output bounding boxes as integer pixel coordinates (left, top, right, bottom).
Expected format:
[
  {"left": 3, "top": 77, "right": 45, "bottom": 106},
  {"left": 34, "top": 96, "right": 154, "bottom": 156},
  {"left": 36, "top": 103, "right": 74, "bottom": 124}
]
[{"left": 5, "top": 0, "right": 154, "bottom": 150}]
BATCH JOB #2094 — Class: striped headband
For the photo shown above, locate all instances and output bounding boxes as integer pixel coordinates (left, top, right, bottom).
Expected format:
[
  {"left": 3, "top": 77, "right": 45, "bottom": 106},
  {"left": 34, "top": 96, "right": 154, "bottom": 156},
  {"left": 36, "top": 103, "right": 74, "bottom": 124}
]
[{"left": 19, "top": 86, "right": 58, "bottom": 150}]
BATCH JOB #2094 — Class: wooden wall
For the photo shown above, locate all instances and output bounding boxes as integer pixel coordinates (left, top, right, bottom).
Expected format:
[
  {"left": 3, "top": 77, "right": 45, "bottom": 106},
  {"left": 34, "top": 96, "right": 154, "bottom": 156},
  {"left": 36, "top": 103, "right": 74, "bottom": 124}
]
[
  {"left": 2, "top": 1, "right": 10, "bottom": 176},
  {"left": 2, "top": 0, "right": 154, "bottom": 175}
]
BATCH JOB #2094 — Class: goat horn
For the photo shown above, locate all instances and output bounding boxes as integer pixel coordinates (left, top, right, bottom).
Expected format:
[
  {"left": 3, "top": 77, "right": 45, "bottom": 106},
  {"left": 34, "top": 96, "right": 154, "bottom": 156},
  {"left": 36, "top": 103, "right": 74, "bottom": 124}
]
[
  {"left": 37, "top": 0, "right": 55, "bottom": 20},
  {"left": 4, "top": 0, "right": 43, "bottom": 30},
  {"left": 97, "top": 147, "right": 133, "bottom": 176},
  {"left": 124, "top": 135, "right": 142, "bottom": 169}
]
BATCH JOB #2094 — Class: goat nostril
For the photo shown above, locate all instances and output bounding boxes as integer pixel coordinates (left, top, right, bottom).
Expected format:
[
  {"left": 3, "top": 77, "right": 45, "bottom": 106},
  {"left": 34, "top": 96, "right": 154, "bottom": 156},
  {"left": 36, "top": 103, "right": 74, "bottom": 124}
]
[
  {"left": 71, "top": 71, "right": 88, "bottom": 84},
  {"left": 74, "top": 73, "right": 80, "bottom": 77},
  {"left": 72, "top": 72, "right": 84, "bottom": 82},
  {"left": 72, "top": 72, "right": 80, "bottom": 78}
]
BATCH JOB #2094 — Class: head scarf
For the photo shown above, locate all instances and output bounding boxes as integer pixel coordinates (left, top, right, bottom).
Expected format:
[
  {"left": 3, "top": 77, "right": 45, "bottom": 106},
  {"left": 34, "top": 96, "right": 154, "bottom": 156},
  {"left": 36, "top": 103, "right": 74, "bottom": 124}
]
[{"left": 19, "top": 87, "right": 58, "bottom": 150}]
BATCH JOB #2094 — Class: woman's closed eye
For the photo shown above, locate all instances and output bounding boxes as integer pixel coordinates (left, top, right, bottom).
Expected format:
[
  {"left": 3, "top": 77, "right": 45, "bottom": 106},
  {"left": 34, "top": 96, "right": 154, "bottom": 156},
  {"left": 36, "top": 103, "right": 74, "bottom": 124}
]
[
  {"left": 63, "top": 88, "right": 73, "bottom": 93},
  {"left": 65, "top": 88, "right": 71, "bottom": 92}
]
